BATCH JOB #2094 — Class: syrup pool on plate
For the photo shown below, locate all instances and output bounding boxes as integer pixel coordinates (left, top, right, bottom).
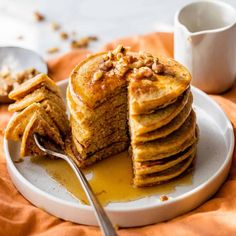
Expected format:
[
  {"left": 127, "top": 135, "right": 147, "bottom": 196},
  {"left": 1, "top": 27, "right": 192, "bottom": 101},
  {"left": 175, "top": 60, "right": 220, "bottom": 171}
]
[{"left": 31, "top": 151, "right": 192, "bottom": 205}]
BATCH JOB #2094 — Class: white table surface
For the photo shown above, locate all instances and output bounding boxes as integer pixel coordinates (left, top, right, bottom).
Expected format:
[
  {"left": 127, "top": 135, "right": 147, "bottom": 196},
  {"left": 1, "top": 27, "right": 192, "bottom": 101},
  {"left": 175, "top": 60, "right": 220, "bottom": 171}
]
[{"left": 0, "top": 0, "right": 235, "bottom": 60}]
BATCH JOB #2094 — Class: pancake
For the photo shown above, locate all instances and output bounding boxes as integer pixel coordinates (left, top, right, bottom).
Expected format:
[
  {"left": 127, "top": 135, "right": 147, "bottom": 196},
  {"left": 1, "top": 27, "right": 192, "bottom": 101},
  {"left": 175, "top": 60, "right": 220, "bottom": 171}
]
[
  {"left": 70, "top": 52, "right": 128, "bottom": 109},
  {"left": 41, "top": 99, "right": 70, "bottom": 136},
  {"left": 133, "top": 94, "right": 193, "bottom": 143},
  {"left": 67, "top": 83, "right": 127, "bottom": 125},
  {"left": 133, "top": 152, "right": 195, "bottom": 187},
  {"left": 72, "top": 128, "right": 128, "bottom": 159},
  {"left": 133, "top": 143, "right": 196, "bottom": 175},
  {"left": 129, "top": 89, "right": 191, "bottom": 136},
  {"left": 5, "top": 102, "right": 60, "bottom": 141},
  {"left": 20, "top": 112, "right": 64, "bottom": 157},
  {"left": 8, "top": 87, "right": 66, "bottom": 112},
  {"left": 128, "top": 56, "right": 191, "bottom": 115},
  {"left": 65, "top": 135, "right": 128, "bottom": 168},
  {"left": 70, "top": 113, "right": 127, "bottom": 147},
  {"left": 9, "top": 73, "right": 60, "bottom": 100},
  {"left": 132, "top": 111, "right": 197, "bottom": 161}
]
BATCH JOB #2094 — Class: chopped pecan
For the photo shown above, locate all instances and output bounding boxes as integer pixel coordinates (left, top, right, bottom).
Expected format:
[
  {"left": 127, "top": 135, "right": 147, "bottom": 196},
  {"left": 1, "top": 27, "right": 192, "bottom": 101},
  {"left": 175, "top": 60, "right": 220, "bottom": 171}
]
[
  {"left": 132, "top": 66, "right": 153, "bottom": 80},
  {"left": 34, "top": 11, "right": 45, "bottom": 22},
  {"left": 60, "top": 32, "right": 69, "bottom": 40},
  {"left": 47, "top": 47, "right": 59, "bottom": 54},
  {"left": 99, "top": 60, "right": 113, "bottom": 71},
  {"left": 50, "top": 22, "right": 60, "bottom": 31},
  {"left": 152, "top": 62, "right": 165, "bottom": 74},
  {"left": 160, "top": 195, "right": 169, "bottom": 202}
]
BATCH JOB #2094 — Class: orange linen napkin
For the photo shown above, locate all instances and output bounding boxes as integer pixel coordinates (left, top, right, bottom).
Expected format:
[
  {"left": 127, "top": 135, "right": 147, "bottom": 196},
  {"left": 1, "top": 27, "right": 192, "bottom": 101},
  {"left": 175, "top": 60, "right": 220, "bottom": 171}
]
[{"left": 1, "top": 32, "right": 236, "bottom": 236}]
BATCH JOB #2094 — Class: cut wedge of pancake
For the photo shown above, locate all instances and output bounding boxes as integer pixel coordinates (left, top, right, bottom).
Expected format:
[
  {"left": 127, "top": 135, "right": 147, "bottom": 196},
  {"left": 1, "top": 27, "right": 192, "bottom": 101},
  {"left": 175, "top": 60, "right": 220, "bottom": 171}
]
[
  {"left": 128, "top": 56, "right": 191, "bottom": 115},
  {"left": 8, "top": 87, "right": 66, "bottom": 112},
  {"left": 132, "top": 110, "right": 197, "bottom": 161},
  {"left": 133, "top": 152, "right": 195, "bottom": 187},
  {"left": 41, "top": 99, "right": 70, "bottom": 136},
  {"left": 5, "top": 102, "right": 60, "bottom": 141},
  {"left": 130, "top": 89, "right": 190, "bottom": 136},
  {"left": 9, "top": 73, "right": 60, "bottom": 100},
  {"left": 20, "top": 113, "right": 63, "bottom": 157},
  {"left": 134, "top": 143, "right": 196, "bottom": 175},
  {"left": 133, "top": 94, "right": 193, "bottom": 143}
]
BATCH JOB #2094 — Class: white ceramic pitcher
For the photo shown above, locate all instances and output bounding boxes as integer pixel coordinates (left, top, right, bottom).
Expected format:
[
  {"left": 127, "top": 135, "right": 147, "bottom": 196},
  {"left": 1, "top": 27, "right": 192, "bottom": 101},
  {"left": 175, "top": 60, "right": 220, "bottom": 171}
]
[{"left": 174, "top": 0, "right": 236, "bottom": 94}]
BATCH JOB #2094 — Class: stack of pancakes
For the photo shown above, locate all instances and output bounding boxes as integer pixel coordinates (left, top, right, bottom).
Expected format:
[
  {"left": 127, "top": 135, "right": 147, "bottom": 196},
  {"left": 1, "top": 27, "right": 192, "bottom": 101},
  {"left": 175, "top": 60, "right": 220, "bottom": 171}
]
[
  {"left": 128, "top": 56, "right": 198, "bottom": 186},
  {"left": 67, "top": 50, "right": 129, "bottom": 167},
  {"left": 5, "top": 46, "right": 198, "bottom": 188},
  {"left": 67, "top": 46, "right": 198, "bottom": 187},
  {"left": 5, "top": 74, "right": 69, "bottom": 158}
]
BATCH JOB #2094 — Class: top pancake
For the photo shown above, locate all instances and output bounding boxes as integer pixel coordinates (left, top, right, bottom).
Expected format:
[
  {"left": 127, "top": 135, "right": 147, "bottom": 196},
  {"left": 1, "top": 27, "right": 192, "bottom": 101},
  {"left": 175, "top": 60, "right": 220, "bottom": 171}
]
[
  {"left": 70, "top": 52, "right": 127, "bottom": 109},
  {"left": 128, "top": 56, "right": 191, "bottom": 114}
]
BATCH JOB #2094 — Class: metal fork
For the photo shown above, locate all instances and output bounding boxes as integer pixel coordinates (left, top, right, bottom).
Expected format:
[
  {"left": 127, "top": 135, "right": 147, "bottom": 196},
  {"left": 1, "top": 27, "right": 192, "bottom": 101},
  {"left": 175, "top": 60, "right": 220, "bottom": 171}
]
[{"left": 34, "top": 133, "right": 117, "bottom": 236}]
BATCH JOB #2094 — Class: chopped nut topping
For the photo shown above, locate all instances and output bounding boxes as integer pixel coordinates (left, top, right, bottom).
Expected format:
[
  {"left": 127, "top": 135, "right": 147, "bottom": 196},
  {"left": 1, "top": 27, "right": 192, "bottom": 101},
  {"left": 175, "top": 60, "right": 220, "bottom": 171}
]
[
  {"left": 93, "top": 70, "right": 104, "bottom": 82},
  {"left": 116, "top": 52, "right": 123, "bottom": 60},
  {"left": 99, "top": 60, "right": 113, "bottom": 71},
  {"left": 34, "top": 11, "right": 45, "bottom": 22},
  {"left": 94, "top": 46, "right": 165, "bottom": 84},
  {"left": 70, "top": 36, "right": 98, "bottom": 49},
  {"left": 130, "top": 60, "right": 145, "bottom": 69},
  {"left": 60, "top": 32, "right": 69, "bottom": 40},
  {"left": 107, "top": 51, "right": 114, "bottom": 60},
  {"left": 113, "top": 44, "right": 126, "bottom": 55},
  {"left": 15, "top": 68, "right": 39, "bottom": 84},
  {"left": 47, "top": 47, "right": 59, "bottom": 54},
  {"left": 0, "top": 67, "right": 39, "bottom": 98},
  {"left": 160, "top": 195, "right": 169, "bottom": 202},
  {"left": 152, "top": 61, "right": 164, "bottom": 74},
  {"left": 132, "top": 67, "right": 153, "bottom": 80},
  {"left": 102, "top": 54, "right": 109, "bottom": 61},
  {"left": 50, "top": 22, "right": 61, "bottom": 31}
]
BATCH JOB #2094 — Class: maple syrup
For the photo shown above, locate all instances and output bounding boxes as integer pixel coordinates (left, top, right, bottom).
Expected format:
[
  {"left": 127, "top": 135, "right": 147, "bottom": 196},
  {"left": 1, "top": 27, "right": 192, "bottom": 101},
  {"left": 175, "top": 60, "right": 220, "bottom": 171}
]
[{"left": 32, "top": 151, "right": 192, "bottom": 206}]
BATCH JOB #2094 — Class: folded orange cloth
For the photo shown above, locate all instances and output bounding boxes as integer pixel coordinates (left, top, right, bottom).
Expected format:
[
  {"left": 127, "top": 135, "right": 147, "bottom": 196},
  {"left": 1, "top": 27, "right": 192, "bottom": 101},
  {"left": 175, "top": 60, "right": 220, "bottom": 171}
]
[{"left": 1, "top": 32, "right": 236, "bottom": 236}]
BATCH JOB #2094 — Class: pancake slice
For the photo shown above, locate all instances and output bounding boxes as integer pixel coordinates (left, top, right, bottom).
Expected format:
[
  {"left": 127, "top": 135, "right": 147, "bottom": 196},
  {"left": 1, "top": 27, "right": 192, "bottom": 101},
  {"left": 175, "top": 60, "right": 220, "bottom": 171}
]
[
  {"left": 132, "top": 110, "right": 197, "bottom": 161},
  {"left": 5, "top": 102, "right": 60, "bottom": 141},
  {"left": 133, "top": 143, "right": 196, "bottom": 175},
  {"left": 8, "top": 87, "right": 66, "bottom": 112},
  {"left": 20, "top": 113, "right": 64, "bottom": 157},
  {"left": 41, "top": 99, "right": 70, "bottom": 136},
  {"left": 133, "top": 94, "right": 193, "bottom": 143},
  {"left": 9, "top": 73, "right": 60, "bottom": 100},
  {"left": 130, "top": 89, "right": 190, "bottom": 136},
  {"left": 133, "top": 152, "right": 195, "bottom": 187}
]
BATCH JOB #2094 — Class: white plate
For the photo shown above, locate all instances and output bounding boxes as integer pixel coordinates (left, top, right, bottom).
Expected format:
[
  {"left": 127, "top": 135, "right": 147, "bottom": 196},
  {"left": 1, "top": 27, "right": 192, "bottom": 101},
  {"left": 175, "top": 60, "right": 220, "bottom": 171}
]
[{"left": 4, "top": 80, "right": 234, "bottom": 227}]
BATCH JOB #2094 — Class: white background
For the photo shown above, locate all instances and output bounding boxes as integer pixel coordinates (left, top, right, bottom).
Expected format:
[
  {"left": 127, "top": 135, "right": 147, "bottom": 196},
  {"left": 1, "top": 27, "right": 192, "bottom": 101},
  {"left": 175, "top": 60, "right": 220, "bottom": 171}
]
[{"left": 0, "top": 0, "right": 235, "bottom": 59}]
